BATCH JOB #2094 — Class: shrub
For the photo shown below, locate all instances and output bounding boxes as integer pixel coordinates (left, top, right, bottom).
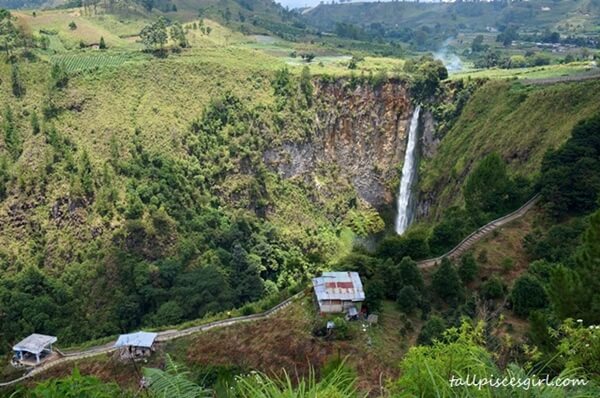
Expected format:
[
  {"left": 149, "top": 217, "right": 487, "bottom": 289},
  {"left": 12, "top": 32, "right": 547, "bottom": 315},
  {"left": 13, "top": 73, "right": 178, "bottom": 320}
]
[
  {"left": 417, "top": 315, "right": 446, "bottom": 345},
  {"left": 11, "top": 63, "right": 25, "bottom": 98},
  {"left": 241, "top": 303, "right": 256, "bottom": 316},
  {"left": 501, "top": 257, "right": 515, "bottom": 273},
  {"left": 480, "top": 276, "right": 506, "bottom": 300},
  {"left": 332, "top": 317, "right": 352, "bottom": 340},
  {"left": 510, "top": 274, "right": 548, "bottom": 317}
]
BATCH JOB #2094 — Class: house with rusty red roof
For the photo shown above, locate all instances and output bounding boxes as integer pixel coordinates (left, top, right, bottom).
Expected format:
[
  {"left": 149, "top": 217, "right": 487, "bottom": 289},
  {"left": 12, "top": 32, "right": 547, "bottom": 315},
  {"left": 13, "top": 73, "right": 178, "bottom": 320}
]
[{"left": 312, "top": 271, "right": 365, "bottom": 314}]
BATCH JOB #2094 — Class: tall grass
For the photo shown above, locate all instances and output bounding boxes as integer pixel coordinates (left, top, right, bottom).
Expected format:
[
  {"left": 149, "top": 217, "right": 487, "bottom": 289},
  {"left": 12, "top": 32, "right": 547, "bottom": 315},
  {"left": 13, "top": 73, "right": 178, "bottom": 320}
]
[{"left": 233, "top": 361, "right": 365, "bottom": 398}]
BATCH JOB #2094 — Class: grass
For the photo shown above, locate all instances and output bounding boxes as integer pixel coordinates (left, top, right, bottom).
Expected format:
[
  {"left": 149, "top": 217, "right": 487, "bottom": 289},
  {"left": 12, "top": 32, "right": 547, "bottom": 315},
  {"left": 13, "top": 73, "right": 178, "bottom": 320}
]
[
  {"left": 15, "top": 10, "right": 146, "bottom": 51},
  {"left": 16, "top": 296, "right": 420, "bottom": 394},
  {"left": 450, "top": 61, "right": 598, "bottom": 81}
]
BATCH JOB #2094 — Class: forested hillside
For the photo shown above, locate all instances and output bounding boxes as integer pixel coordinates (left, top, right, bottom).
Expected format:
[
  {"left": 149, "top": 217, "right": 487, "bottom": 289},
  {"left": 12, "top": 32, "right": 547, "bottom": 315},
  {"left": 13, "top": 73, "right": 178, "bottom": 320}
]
[{"left": 1, "top": 1, "right": 600, "bottom": 395}]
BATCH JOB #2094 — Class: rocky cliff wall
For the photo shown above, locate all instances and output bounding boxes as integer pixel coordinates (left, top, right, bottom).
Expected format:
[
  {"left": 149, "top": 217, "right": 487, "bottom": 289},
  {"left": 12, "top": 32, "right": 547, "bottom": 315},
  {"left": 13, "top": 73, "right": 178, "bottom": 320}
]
[{"left": 264, "top": 79, "right": 414, "bottom": 209}]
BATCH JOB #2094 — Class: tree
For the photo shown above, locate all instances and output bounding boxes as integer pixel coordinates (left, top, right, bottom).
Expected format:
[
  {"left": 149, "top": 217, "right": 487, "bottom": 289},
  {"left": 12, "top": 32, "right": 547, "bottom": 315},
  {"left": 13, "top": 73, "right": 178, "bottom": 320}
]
[
  {"left": 410, "top": 59, "right": 448, "bottom": 101},
  {"left": 99, "top": 36, "right": 106, "bottom": 49},
  {"left": 299, "top": 66, "right": 313, "bottom": 107},
  {"left": 496, "top": 25, "right": 519, "bottom": 47},
  {"left": 548, "top": 264, "right": 584, "bottom": 320},
  {"left": 2, "top": 106, "right": 21, "bottom": 160},
  {"left": 458, "top": 252, "right": 478, "bottom": 283},
  {"left": 510, "top": 274, "right": 548, "bottom": 317},
  {"left": 416, "top": 315, "right": 446, "bottom": 345},
  {"left": 471, "top": 34, "right": 486, "bottom": 52},
  {"left": 480, "top": 276, "right": 505, "bottom": 300},
  {"left": 397, "top": 285, "right": 419, "bottom": 314},
  {"left": 429, "top": 207, "right": 473, "bottom": 256},
  {"left": 78, "top": 150, "right": 94, "bottom": 197},
  {"left": 539, "top": 114, "right": 600, "bottom": 218},
  {"left": 463, "top": 153, "right": 521, "bottom": 220},
  {"left": 380, "top": 259, "right": 402, "bottom": 300},
  {"left": 11, "top": 63, "right": 25, "bottom": 97},
  {"left": 0, "top": 10, "right": 24, "bottom": 58},
  {"left": 398, "top": 256, "right": 424, "bottom": 291},
  {"left": 271, "top": 67, "right": 293, "bottom": 97},
  {"left": 170, "top": 22, "right": 188, "bottom": 48},
  {"left": 432, "top": 258, "right": 463, "bottom": 305},
  {"left": 30, "top": 110, "right": 40, "bottom": 135},
  {"left": 230, "top": 242, "right": 264, "bottom": 306},
  {"left": 300, "top": 52, "right": 315, "bottom": 63},
  {"left": 378, "top": 232, "right": 430, "bottom": 263},
  {"left": 0, "top": 155, "right": 10, "bottom": 201},
  {"left": 140, "top": 17, "right": 168, "bottom": 51},
  {"left": 572, "top": 208, "right": 600, "bottom": 323},
  {"left": 51, "top": 63, "right": 69, "bottom": 89},
  {"left": 153, "top": 300, "right": 184, "bottom": 326},
  {"left": 68, "top": 21, "right": 77, "bottom": 30},
  {"left": 363, "top": 277, "right": 384, "bottom": 314},
  {"left": 141, "top": 0, "right": 154, "bottom": 11},
  {"left": 125, "top": 191, "right": 144, "bottom": 219}
]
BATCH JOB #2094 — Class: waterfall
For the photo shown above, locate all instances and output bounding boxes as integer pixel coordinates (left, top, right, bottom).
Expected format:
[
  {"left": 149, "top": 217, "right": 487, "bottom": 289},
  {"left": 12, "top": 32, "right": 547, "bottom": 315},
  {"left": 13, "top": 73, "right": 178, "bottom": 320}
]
[{"left": 395, "top": 105, "right": 421, "bottom": 235}]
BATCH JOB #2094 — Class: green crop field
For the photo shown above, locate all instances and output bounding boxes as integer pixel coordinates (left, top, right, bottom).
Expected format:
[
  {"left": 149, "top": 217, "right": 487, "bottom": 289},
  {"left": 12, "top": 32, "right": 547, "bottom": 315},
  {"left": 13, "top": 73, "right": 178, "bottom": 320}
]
[{"left": 50, "top": 52, "right": 149, "bottom": 72}]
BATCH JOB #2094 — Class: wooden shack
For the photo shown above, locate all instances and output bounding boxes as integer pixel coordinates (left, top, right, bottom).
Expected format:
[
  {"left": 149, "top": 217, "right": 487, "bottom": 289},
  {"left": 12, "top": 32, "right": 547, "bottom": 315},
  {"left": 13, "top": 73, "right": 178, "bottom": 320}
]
[{"left": 114, "top": 331, "right": 157, "bottom": 360}]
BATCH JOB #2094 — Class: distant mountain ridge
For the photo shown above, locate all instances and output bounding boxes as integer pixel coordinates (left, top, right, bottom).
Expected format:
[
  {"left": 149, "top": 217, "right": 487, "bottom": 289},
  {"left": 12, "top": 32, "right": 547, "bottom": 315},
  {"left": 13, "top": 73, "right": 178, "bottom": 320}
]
[
  {"left": 0, "top": 0, "right": 61, "bottom": 9},
  {"left": 303, "top": 0, "right": 600, "bottom": 34}
]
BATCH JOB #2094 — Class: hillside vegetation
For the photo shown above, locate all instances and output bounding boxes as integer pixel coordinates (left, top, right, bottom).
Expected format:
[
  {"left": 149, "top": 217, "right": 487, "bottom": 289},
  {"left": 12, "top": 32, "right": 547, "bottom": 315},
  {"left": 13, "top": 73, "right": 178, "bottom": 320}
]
[
  {"left": 0, "top": 10, "right": 402, "bottom": 357},
  {"left": 1, "top": 2, "right": 600, "bottom": 396},
  {"left": 420, "top": 78, "right": 600, "bottom": 220}
]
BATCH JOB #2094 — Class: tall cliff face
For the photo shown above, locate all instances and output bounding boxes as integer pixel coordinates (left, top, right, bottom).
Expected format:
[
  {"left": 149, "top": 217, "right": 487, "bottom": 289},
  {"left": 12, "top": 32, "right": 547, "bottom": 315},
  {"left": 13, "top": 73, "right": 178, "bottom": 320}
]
[{"left": 264, "top": 80, "right": 414, "bottom": 209}]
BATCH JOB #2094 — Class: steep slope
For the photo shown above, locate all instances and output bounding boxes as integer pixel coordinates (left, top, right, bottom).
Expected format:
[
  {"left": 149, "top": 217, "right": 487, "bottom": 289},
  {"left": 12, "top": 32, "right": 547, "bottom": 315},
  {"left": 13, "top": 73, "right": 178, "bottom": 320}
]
[
  {"left": 0, "top": 12, "right": 416, "bottom": 353},
  {"left": 265, "top": 79, "right": 413, "bottom": 209},
  {"left": 418, "top": 78, "right": 600, "bottom": 221}
]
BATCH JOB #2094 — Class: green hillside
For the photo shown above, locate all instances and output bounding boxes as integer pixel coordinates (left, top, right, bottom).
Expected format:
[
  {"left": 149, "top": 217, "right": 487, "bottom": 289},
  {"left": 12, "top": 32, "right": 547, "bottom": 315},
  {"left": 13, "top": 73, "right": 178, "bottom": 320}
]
[
  {"left": 420, "top": 78, "right": 600, "bottom": 220},
  {"left": 1, "top": 2, "right": 600, "bottom": 396}
]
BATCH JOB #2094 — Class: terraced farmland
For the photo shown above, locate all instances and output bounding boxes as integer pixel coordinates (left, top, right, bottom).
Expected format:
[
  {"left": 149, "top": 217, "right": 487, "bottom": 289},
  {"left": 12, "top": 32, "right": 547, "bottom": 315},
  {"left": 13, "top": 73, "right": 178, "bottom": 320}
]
[{"left": 50, "top": 52, "right": 148, "bottom": 72}]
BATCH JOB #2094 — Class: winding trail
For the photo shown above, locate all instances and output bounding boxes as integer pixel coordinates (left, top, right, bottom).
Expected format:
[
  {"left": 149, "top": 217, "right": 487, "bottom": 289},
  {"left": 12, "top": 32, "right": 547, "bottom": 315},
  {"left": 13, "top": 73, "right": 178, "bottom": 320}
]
[
  {"left": 416, "top": 194, "right": 540, "bottom": 269},
  {"left": 0, "top": 195, "right": 541, "bottom": 388},
  {"left": 0, "top": 292, "right": 304, "bottom": 388}
]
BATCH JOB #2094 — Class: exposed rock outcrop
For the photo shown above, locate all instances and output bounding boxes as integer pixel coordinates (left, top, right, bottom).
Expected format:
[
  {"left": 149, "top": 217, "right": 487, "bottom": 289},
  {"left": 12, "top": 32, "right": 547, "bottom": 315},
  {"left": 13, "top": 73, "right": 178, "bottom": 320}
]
[{"left": 264, "top": 79, "right": 414, "bottom": 209}]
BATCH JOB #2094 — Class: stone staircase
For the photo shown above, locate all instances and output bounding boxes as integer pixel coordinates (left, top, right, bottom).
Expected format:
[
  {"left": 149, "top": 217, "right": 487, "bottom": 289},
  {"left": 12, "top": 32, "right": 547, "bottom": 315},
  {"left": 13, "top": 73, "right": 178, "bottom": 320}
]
[{"left": 417, "top": 194, "right": 540, "bottom": 269}]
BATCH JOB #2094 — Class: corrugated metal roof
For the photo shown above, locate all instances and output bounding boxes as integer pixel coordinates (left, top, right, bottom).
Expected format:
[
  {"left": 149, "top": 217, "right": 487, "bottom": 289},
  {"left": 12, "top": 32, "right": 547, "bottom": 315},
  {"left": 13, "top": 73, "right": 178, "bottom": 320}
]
[
  {"left": 13, "top": 334, "right": 57, "bottom": 354},
  {"left": 312, "top": 271, "right": 365, "bottom": 302},
  {"left": 114, "top": 331, "right": 157, "bottom": 348}
]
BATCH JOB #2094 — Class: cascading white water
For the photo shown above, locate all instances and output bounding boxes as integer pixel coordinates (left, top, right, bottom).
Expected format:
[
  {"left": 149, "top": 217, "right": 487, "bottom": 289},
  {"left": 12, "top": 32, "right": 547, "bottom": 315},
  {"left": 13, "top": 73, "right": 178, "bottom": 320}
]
[{"left": 395, "top": 105, "right": 421, "bottom": 235}]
